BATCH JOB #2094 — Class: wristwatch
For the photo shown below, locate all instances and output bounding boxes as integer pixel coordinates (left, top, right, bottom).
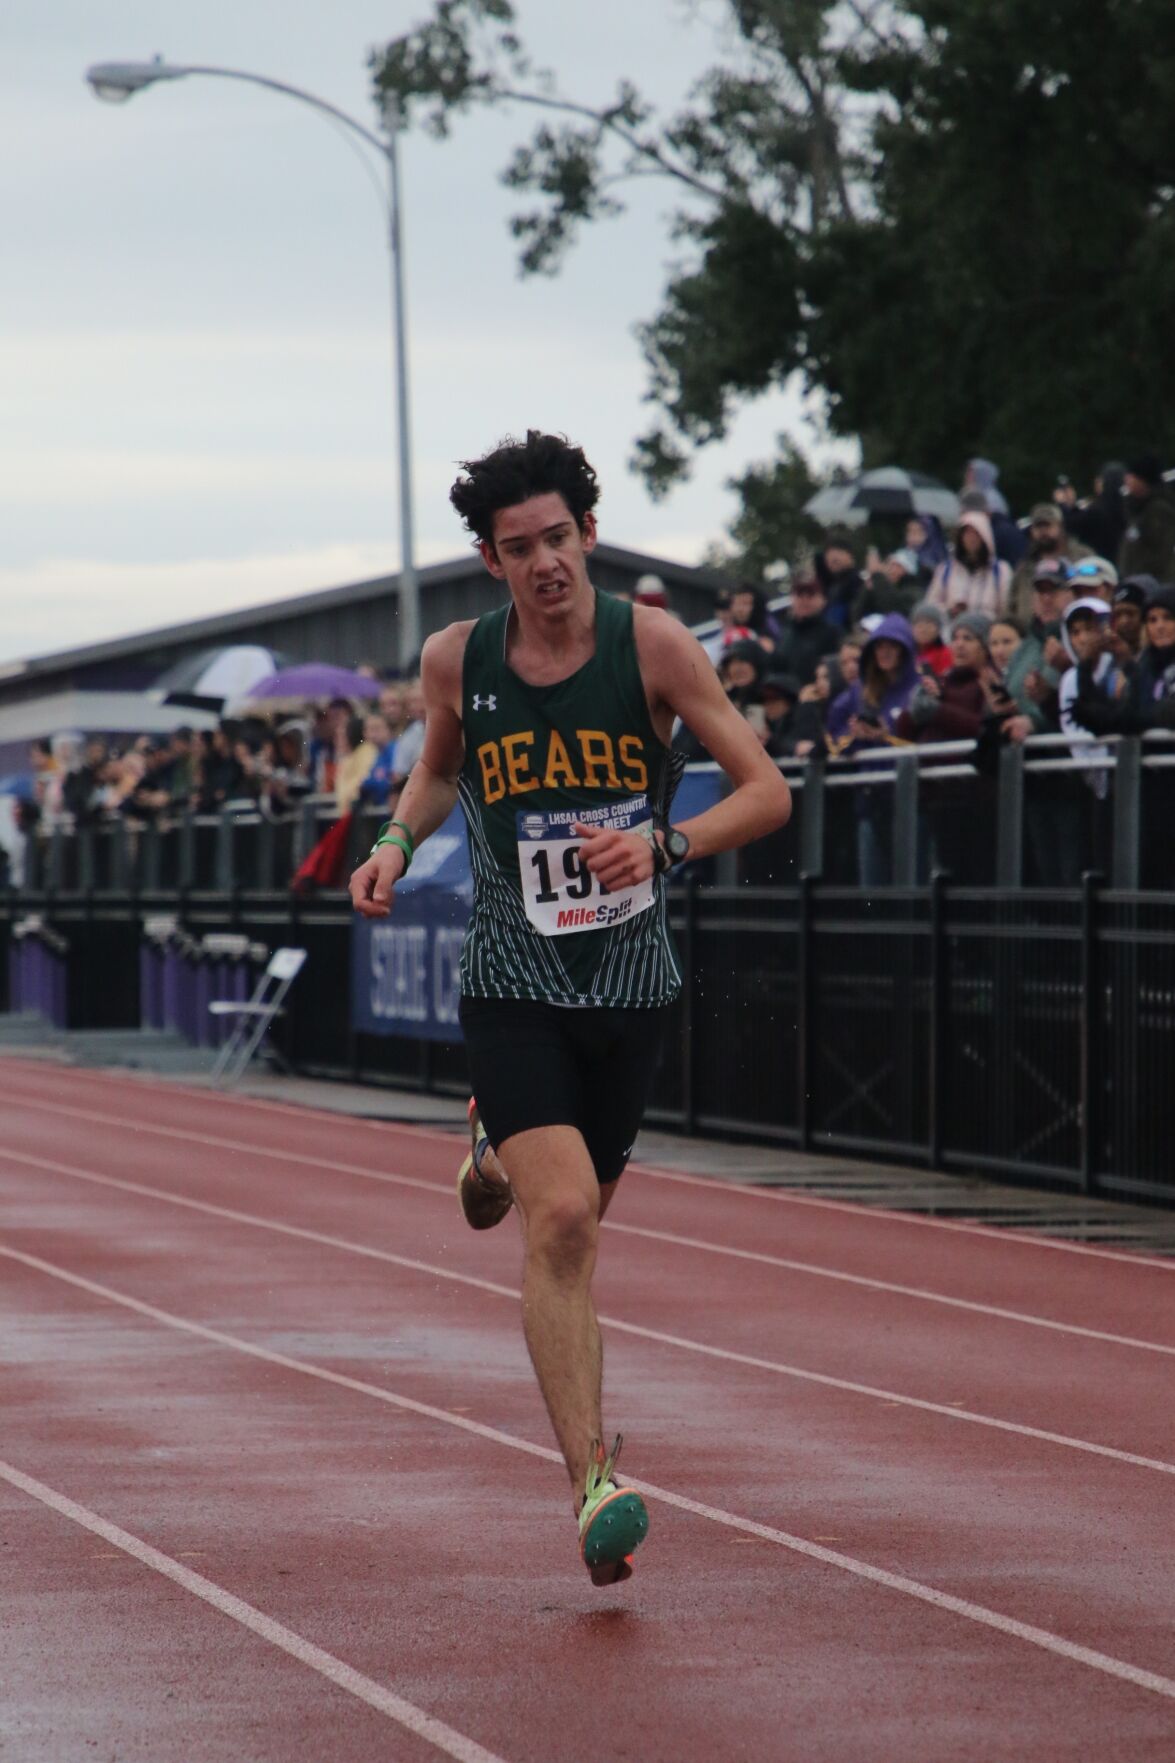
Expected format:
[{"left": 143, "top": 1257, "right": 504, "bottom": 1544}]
[{"left": 646, "top": 823, "right": 690, "bottom": 876}]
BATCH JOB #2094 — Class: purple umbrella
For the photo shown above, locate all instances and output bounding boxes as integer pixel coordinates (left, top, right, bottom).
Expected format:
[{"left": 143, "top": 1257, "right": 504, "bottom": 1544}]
[{"left": 246, "top": 663, "right": 383, "bottom": 700}]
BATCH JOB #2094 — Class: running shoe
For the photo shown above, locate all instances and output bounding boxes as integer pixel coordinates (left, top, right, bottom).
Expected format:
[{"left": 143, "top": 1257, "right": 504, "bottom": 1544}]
[
  {"left": 578, "top": 1434, "right": 648, "bottom": 1584},
  {"left": 457, "top": 1096, "right": 513, "bottom": 1231}
]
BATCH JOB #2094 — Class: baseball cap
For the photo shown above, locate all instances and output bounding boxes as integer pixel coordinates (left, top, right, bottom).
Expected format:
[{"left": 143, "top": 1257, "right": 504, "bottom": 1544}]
[
  {"left": 1113, "top": 577, "right": 1152, "bottom": 611},
  {"left": 1031, "top": 556, "right": 1071, "bottom": 586},
  {"left": 1029, "top": 502, "right": 1064, "bottom": 526},
  {"left": 761, "top": 671, "right": 800, "bottom": 701},
  {"left": 1069, "top": 556, "right": 1118, "bottom": 589}
]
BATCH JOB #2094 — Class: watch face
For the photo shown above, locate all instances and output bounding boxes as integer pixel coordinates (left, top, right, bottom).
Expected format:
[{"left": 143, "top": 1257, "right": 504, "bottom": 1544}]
[{"left": 665, "top": 828, "right": 689, "bottom": 862}]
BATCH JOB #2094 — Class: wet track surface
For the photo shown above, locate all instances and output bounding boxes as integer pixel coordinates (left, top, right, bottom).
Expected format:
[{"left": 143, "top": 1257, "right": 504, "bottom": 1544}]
[{"left": 3, "top": 1054, "right": 1175, "bottom": 1760}]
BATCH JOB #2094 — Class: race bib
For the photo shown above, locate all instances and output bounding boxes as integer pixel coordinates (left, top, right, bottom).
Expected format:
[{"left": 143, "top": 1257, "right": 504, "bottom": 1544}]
[{"left": 516, "top": 800, "right": 655, "bottom": 937}]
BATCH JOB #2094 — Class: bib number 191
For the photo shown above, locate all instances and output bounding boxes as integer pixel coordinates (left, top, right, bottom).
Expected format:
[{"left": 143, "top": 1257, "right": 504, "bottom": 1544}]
[
  {"left": 528, "top": 843, "right": 601, "bottom": 905},
  {"left": 515, "top": 803, "right": 654, "bottom": 937}
]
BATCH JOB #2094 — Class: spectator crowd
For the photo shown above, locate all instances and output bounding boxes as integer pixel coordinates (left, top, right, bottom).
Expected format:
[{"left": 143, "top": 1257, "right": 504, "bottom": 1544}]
[
  {"left": 678, "top": 453, "right": 1175, "bottom": 886},
  {"left": 19, "top": 678, "right": 429, "bottom": 835},
  {"left": 7, "top": 454, "right": 1175, "bottom": 892}
]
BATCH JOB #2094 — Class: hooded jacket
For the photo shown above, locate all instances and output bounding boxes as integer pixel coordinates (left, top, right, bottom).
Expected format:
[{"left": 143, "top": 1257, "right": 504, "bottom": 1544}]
[
  {"left": 1118, "top": 483, "right": 1175, "bottom": 582},
  {"left": 1066, "top": 464, "right": 1127, "bottom": 561},
  {"left": 966, "top": 459, "right": 1026, "bottom": 564},
  {"left": 967, "top": 459, "right": 1009, "bottom": 516},
  {"left": 814, "top": 555, "right": 867, "bottom": 631},
  {"left": 926, "top": 512, "right": 1012, "bottom": 619},
  {"left": 719, "top": 637, "right": 768, "bottom": 705},
  {"left": 774, "top": 605, "right": 842, "bottom": 687},
  {"left": 910, "top": 514, "right": 949, "bottom": 576},
  {"left": 1057, "top": 599, "right": 1115, "bottom": 792},
  {"left": 1070, "top": 585, "right": 1175, "bottom": 734},
  {"left": 825, "top": 614, "right": 920, "bottom": 753}
]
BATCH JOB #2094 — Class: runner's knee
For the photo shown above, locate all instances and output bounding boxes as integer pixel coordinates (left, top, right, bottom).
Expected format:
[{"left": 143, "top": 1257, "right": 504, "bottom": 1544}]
[{"left": 525, "top": 1190, "right": 598, "bottom": 1272}]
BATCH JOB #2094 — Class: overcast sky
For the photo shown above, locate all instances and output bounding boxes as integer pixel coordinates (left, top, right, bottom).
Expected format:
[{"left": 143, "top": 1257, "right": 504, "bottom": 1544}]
[{"left": 1, "top": 0, "right": 850, "bottom": 667}]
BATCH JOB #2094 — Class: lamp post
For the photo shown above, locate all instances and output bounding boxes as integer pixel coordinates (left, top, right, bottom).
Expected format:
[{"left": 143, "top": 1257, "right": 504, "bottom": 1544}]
[{"left": 85, "top": 56, "right": 421, "bottom": 667}]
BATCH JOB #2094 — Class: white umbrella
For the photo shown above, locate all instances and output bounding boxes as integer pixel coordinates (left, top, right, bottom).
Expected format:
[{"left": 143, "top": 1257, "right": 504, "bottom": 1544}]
[{"left": 149, "top": 645, "right": 287, "bottom": 711}]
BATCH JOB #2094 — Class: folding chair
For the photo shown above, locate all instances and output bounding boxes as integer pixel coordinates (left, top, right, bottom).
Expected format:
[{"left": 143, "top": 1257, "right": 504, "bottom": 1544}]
[{"left": 209, "top": 945, "right": 307, "bottom": 1089}]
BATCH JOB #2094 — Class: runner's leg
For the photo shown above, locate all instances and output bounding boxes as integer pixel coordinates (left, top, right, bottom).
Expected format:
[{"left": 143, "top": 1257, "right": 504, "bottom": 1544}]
[{"left": 497, "top": 1123, "right": 605, "bottom": 1502}]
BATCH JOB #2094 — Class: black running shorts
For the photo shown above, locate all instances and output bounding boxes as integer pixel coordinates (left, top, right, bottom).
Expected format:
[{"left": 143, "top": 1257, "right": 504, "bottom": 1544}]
[{"left": 458, "top": 995, "right": 670, "bottom": 1185}]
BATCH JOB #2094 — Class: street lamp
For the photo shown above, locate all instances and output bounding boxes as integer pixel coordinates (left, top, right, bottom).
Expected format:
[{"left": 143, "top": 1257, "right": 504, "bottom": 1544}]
[{"left": 85, "top": 56, "right": 421, "bottom": 667}]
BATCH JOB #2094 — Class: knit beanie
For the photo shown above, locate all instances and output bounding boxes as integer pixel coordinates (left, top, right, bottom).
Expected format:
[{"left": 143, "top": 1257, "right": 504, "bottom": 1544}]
[
  {"left": 911, "top": 600, "right": 944, "bottom": 635},
  {"left": 953, "top": 612, "right": 992, "bottom": 648},
  {"left": 1146, "top": 583, "right": 1175, "bottom": 616}
]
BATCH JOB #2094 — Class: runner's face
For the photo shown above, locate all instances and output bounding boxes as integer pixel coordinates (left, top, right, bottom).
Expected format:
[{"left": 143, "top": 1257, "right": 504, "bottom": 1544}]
[{"left": 481, "top": 492, "right": 596, "bottom": 621}]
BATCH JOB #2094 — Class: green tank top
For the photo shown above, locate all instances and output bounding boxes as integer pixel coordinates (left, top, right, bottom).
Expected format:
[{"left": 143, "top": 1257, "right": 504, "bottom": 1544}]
[{"left": 457, "top": 589, "right": 683, "bottom": 1007}]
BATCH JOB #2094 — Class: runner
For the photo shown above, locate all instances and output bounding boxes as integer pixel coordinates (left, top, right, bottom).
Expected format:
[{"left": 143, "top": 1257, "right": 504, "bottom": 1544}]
[{"left": 350, "top": 430, "right": 790, "bottom": 1583}]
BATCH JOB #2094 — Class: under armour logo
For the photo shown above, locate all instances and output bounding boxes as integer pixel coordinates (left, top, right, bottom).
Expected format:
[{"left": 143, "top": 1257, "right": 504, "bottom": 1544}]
[{"left": 472, "top": 693, "right": 497, "bottom": 711}]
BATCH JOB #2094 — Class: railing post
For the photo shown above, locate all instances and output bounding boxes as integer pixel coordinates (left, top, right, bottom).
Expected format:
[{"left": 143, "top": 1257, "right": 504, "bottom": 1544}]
[
  {"left": 680, "top": 872, "right": 698, "bottom": 1135},
  {"left": 927, "top": 868, "right": 947, "bottom": 1169},
  {"left": 1079, "top": 869, "right": 1103, "bottom": 1196},
  {"left": 215, "top": 813, "right": 234, "bottom": 895},
  {"left": 892, "top": 750, "right": 920, "bottom": 887},
  {"left": 143, "top": 822, "right": 162, "bottom": 892},
  {"left": 298, "top": 797, "right": 319, "bottom": 866},
  {"left": 111, "top": 820, "right": 131, "bottom": 892},
  {"left": 48, "top": 828, "right": 65, "bottom": 895},
  {"left": 178, "top": 813, "right": 195, "bottom": 892},
  {"left": 799, "top": 754, "right": 825, "bottom": 880},
  {"left": 1112, "top": 737, "right": 1141, "bottom": 889},
  {"left": 256, "top": 813, "right": 275, "bottom": 891},
  {"left": 797, "top": 871, "right": 814, "bottom": 1151},
  {"left": 996, "top": 742, "right": 1025, "bottom": 888}
]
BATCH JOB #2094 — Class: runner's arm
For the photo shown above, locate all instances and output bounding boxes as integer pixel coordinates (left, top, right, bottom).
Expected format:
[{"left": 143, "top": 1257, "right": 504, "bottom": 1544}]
[
  {"left": 576, "top": 613, "right": 790, "bottom": 891},
  {"left": 349, "top": 628, "right": 467, "bottom": 918}
]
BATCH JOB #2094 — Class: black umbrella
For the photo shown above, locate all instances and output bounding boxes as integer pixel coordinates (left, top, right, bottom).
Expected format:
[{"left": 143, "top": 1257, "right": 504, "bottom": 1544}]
[{"left": 805, "top": 468, "right": 960, "bottom": 528}]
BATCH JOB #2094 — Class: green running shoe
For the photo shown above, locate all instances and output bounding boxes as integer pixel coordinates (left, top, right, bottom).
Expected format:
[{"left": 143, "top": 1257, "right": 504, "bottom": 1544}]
[
  {"left": 578, "top": 1434, "right": 648, "bottom": 1584},
  {"left": 457, "top": 1097, "right": 513, "bottom": 1231}
]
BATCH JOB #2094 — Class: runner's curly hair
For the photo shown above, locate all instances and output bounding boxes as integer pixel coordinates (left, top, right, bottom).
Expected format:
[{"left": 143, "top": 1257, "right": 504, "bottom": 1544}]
[{"left": 449, "top": 430, "right": 600, "bottom": 548}]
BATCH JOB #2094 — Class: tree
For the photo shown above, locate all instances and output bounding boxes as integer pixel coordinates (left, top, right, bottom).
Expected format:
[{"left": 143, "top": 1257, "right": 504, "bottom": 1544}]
[
  {"left": 372, "top": 0, "right": 1175, "bottom": 518},
  {"left": 371, "top": 0, "right": 859, "bottom": 517}
]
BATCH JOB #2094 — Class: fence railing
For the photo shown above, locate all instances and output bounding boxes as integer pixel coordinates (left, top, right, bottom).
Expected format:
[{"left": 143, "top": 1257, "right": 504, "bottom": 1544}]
[
  {"left": 7, "top": 733, "right": 1175, "bottom": 898},
  {"left": 2, "top": 876, "right": 1173, "bottom": 1207}
]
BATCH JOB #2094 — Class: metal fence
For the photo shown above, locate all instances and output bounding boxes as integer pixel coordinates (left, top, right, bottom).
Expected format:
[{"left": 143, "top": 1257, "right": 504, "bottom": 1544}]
[
  {"left": 2, "top": 871, "right": 1172, "bottom": 1207},
  {"left": 7, "top": 730, "right": 1174, "bottom": 898}
]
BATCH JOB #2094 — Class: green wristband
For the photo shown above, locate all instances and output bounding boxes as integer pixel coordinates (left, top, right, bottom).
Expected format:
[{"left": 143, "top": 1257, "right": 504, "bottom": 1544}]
[
  {"left": 376, "top": 817, "right": 415, "bottom": 854},
  {"left": 371, "top": 832, "right": 412, "bottom": 873}
]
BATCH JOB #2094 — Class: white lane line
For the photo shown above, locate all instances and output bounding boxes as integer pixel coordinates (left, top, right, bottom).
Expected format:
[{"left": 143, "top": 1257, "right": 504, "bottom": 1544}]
[
  {"left": 6, "top": 1099, "right": 1173, "bottom": 1359},
  {"left": 0, "top": 1456, "right": 509, "bottom": 1763},
  {"left": 9, "top": 1062, "right": 1172, "bottom": 1275},
  {"left": 4, "top": 1144, "right": 1174, "bottom": 1482},
  {"left": 5, "top": 1241, "right": 1175, "bottom": 1709},
  {"left": 604, "top": 1222, "right": 1175, "bottom": 1359}
]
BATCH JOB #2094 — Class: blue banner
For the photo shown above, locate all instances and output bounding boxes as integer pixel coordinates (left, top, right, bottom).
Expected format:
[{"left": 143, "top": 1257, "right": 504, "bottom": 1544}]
[
  {"left": 349, "top": 770, "right": 724, "bottom": 1041},
  {"left": 350, "top": 807, "right": 472, "bottom": 1042}
]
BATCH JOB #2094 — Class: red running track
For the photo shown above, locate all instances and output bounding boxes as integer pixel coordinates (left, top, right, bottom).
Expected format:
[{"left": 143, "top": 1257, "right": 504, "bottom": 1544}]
[{"left": 3, "top": 1054, "right": 1175, "bottom": 1761}]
